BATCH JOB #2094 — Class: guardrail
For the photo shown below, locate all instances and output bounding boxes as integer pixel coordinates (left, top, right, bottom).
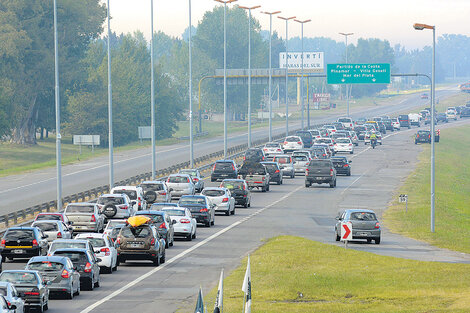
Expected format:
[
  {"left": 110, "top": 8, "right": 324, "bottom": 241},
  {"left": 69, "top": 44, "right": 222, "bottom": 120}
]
[{"left": 0, "top": 123, "right": 325, "bottom": 233}]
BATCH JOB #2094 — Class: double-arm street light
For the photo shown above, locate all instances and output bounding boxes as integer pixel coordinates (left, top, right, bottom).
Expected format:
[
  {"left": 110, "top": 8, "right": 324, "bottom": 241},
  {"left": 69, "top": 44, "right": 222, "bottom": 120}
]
[
  {"left": 261, "top": 10, "right": 281, "bottom": 142},
  {"left": 339, "top": 32, "right": 353, "bottom": 117},
  {"left": 239, "top": 5, "right": 261, "bottom": 148},
  {"left": 150, "top": 0, "right": 156, "bottom": 179},
  {"left": 106, "top": 0, "right": 114, "bottom": 189},
  {"left": 295, "top": 19, "right": 311, "bottom": 129},
  {"left": 53, "top": 0, "right": 62, "bottom": 209},
  {"left": 215, "top": 0, "right": 237, "bottom": 159},
  {"left": 413, "top": 22, "right": 436, "bottom": 233},
  {"left": 188, "top": 0, "right": 194, "bottom": 167},
  {"left": 278, "top": 15, "right": 295, "bottom": 137}
]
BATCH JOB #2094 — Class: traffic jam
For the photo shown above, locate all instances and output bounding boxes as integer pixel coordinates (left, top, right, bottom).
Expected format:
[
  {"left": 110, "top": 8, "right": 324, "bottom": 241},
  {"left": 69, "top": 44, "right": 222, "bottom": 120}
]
[{"left": 0, "top": 106, "right": 461, "bottom": 312}]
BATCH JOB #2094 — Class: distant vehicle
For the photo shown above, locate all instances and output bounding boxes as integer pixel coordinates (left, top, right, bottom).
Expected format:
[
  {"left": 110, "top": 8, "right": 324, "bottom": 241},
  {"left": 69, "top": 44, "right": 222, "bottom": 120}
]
[
  {"left": 307, "top": 129, "right": 322, "bottom": 140},
  {"left": 446, "top": 109, "right": 457, "bottom": 121},
  {"left": 335, "top": 209, "right": 381, "bottom": 244},
  {"left": 295, "top": 130, "right": 314, "bottom": 148},
  {"left": 305, "top": 159, "right": 336, "bottom": 188},
  {"left": 337, "top": 117, "right": 353, "bottom": 130},
  {"left": 420, "top": 93, "right": 429, "bottom": 99},
  {"left": 243, "top": 148, "right": 266, "bottom": 163},
  {"left": 64, "top": 203, "right": 105, "bottom": 233},
  {"left": 0, "top": 282, "right": 25, "bottom": 312},
  {"left": 178, "top": 195, "right": 215, "bottom": 227},
  {"left": 408, "top": 113, "right": 422, "bottom": 127},
  {"left": 75, "top": 233, "right": 118, "bottom": 273},
  {"left": 322, "top": 125, "right": 337, "bottom": 133},
  {"left": 96, "top": 194, "right": 135, "bottom": 219},
  {"left": 211, "top": 160, "right": 238, "bottom": 182},
  {"left": 331, "top": 156, "right": 352, "bottom": 176},
  {"left": 436, "top": 113, "right": 448, "bottom": 123},
  {"left": 139, "top": 181, "right": 172, "bottom": 203},
  {"left": 47, "top": 238, "right": 95, "bottom": 257},
  {"left": 238, "top": 161, "right": 271, "bottom": 192},
  {"left": 161, "top": 207, "right": 197, "bottom": 241},
  {"left": 260, "top": 162, "right": 283, "bottom": 185},
  {"left": 353, "top": 125, "right": 367, "bottom": 140},
  {"left": 0, "top": 227, "right": 49, "bottom": 262},
  {"left": 166, "top": 174, "right": 196, "bottom": 199},
  {"left": 398, "top": 115, "right": 411, "bottom": 129},
  {"left": 282, "top": 136, "right": 304, "bottom": 152},
  {"left": 34, "top": 213, "right": 72, "bottom": 228},
  {"left": 333, "top": 138, "right": 354, "bottom": 154},
  {"left": 219, "top": 179, "right": 251, "bottom": 208},
  {"left": 134, "top": 211, "right": 175, "bottom": 248},
  {"left": 272, "top": 155, "right": 295, "bottom": 178},
  {"left": 31, "top": 220, "right": 72, "bottom": 242},
  {"left": 415, "top": 130, "right": 431, "bottom": 144},
  {"left": 382, "top": 119, "right": 394, "bottom": 131},
  {"left": 332, "top": 122, "right": 345, "bottom": 131},
  {"left": 201, "top": 187, "right": 235, "bottom": 216},
  {"left": 110, "top": 186, "right": 147, "bottom": 211},
  {"left": 391, "top": 118, "right": 401, "bottom": 130},
  {"left": 460, "top": 107, "right": 470, "bottom": 118},
  {"left": 178, "top": 169, "right": 205, "bottom": 193},
  {"left": 291, "top": 154, "right": 310, "bottom": 175},
  {"left": 262, "top": 142, "right": 283, "bottom": 155}
]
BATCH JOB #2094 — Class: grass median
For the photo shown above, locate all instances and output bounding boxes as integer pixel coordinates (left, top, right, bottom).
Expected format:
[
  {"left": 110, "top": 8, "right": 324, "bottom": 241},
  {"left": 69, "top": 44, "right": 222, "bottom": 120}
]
[{"left": 205, "top": 236, "right": 470, "bottom": 313}]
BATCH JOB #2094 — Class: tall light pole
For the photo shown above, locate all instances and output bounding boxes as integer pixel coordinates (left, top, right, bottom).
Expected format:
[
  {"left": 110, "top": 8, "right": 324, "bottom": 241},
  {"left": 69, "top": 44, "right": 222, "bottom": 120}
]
[
  {"left": 188, "top": 0, "right": 194, "bottom": 167},
  {"left": 262, "top": 10, "right": 281, "bottom": 142},
  {"left": 150, "top": 0, "right": 156, "bottom": 179},
  {"left": 53, "top": 0, "right": 62, "bottom": 209},
  {"left": 339, "top": 32, "right": 353, "bottom": 117},
  {"left": 295, "top": 19, "right": 311, "bottom": 129},
  {"left": 107, "top": 0, "right": 114, "bottom": 189},
  {"left": 414, "top": 22, "right": 436, "bottom": 233},
  {"left": 239, "top": 5, "right": 261, "bottom": 148},
  {"left": 215, "top": 0, "right": 237, "bottom": 159},
  {"left": 278, "top": 15, "right": 295, "bottom": 137}
]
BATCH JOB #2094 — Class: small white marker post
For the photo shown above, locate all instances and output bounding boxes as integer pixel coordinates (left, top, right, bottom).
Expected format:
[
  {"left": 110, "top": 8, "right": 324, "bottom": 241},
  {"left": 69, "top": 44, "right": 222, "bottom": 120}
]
[
  {"left": 341, "top": 221, "right": 352, "bottom": 248},
  {"left": 399, "top": 194, "right": 408, "bottom": 213}
]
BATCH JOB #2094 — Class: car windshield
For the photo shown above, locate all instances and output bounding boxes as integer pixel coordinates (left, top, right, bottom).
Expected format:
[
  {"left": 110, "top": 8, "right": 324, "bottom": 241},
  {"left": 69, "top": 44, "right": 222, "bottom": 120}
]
[
  {"left": 151, "top": 203, "right": 177, "bottom": 210},
  {"left": 274, "top": 157, "right": 290, "bottom": 164},
  {"left": 245, "top": 150, "right": 262, "bottom": 157},
  {"left": 0, "top": 272, "right": 37, "bottom": 284},
  {"left": 140, "top": 183, "right": 164, "bottom": 192},
  {"left": 4, "top": 230, "right": 34, "bottom": 241},
  {"left": 221, "top": 181, "right": 244, "bottom": 190},
  {"left": 36, "top": 214, "right": 62, "bottom": 221},
  {"left": 27, "top": 261, "right": 64, "bottom": 272},
  {"left": 202, "top": 190, "right": 225, "bottom": 197},
  {"left": 331, "top": 157, "right": 347, "bottom": 162},
  {"left": 336, "top": 139, "right": 350, "bottom": 144},
  {"left": 355, "top": 126, "right": 366, "bottom": 131},
  {"left": 97, "top": 197, "right": 124, "bottom": 205},
  {"left": 350, "top": 212, "right": 377, "bottom": 221},
  {"left": 265, "top": 143, "right": 279, "bottom": 148},
  {"left": 66, "top": 205, "right": 94, "bottom": 213},
  {"left": 309, "top": 130, "right": 320, "bottom": 136},
  {"left": 120, "top": 226, "right": 152, "bottom": 238},
  {"left": 0, "top": 288, "right": 6, "bottom": 296},
  {"left": 262, "top": 163, "right": 277, "bottom": 171},
  {"left": 168, "top": 176, "right": 190, "bottom": 183},
  {"left": 113, "top": 189, "right": 137, "bottom": 200},
  {"left": 82, "top": 238, "right": 106, "bottom": 248},
  {"left": 106, "top": 221, "right": 126, "bottom": 229},
  {"left": 50, "top": 242, "right": 86, "bottom": 252},
  {"left": 316, "top": 139, "right": 331, "bottom": 144},
  {"left": 324, "top": 125, "right": 334, "bottom": 129},
  {"left": 179, "top": 197, "right": 206, "bottom": 205},
  {"left": 53, "top": 252, "right": 88, "bottom": 265},
  {"left": 293, "top": 155, "right": 307, "bottom": 161},
  {"left": 285, "top": 137, "right": 300, "bottom": 142},
  {"left": 338, "top": 118, "right": 351, "bottom": 123},
  {"left": 32, "top": 222, "right": 58, "bottom": 232},
  {"left": 162, "top": 209, "right": 185, "bottom": 216},
  {"left": 215, "top": 162, "right": 233, "bottom": 170},
  {"left": 418, "top": 131, "right": 430, "bottom": 135},
  {"left": 137, "top": 214, "right": 164, "bottom": 224},
  {"left": 310, "top": 160, "right": 331, "bottom": 167},
  {"left": 179, "top": 170, "right": 197, "bottom": 176}
]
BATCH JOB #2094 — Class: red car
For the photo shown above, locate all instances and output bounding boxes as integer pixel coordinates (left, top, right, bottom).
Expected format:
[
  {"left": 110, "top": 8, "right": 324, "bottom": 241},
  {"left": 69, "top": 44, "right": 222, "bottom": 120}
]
[{"left": 420, "top": 93, "right": 429, "bottom": 99}]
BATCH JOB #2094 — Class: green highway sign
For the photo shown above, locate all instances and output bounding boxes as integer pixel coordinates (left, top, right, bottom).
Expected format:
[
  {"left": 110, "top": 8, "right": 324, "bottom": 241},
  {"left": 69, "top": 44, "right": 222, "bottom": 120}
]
[{"left": 327, "top": 63, "right": 391, "bottom": 84}]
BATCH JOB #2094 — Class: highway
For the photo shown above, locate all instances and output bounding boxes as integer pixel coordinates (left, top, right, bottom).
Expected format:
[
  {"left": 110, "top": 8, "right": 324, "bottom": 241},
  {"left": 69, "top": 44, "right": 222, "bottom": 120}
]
[
  {"left": 2, "top": 99, "right": 470, "bottom": 312},
  {"left": 0, "top": 88, "right": 458, "bottom": 215}
]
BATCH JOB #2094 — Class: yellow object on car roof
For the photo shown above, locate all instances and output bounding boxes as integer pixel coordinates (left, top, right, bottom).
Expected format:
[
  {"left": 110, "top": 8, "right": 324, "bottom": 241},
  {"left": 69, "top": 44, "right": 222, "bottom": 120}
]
[{"left": 127, "top": 216, "right": 151, "bottom": 227}]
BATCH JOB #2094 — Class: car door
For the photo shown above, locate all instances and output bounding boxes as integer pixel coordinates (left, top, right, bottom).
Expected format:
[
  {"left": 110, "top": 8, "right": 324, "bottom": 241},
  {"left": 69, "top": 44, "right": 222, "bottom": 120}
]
[
  {"left": 38, "top": 230, "right": 49, "bottom": 254},
  {"left": 165, "top": 215, "right": 174, "bottom": 242},
  {"left": 227, "top": 190, "right": 235, "bottom": 211},
  {"left": 11, "top": 285, "right": 24, "bottom": 313},
  {"left": 89, "top": 252, "right": 100, "bottom": 283}
]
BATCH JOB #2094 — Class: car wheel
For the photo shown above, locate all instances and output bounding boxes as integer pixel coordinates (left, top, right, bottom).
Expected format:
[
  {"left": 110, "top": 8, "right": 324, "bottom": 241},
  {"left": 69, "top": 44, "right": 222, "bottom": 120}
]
[
  {"left": 277, "top": 179, "right": 281, "bottom": 185},
  {"left": 74, "top": 284, "right": 80, "bottom": 296},
  {"left": 266, "top": 184, "right": 270, "bottom": 191},
  {"left": 160, "top": 251, "right": 166, "bottom": 264},
  {"left": 165, "top": 237, "right": 169, "bottom": 248},
  {"left": 375, "top": 238, "right": 381, "bottom": 244},
  {"left": 248, "top": 199, "right": 251, "bottom": 207},
  {"left": 211, "top": 178, "right": 215, "bottom": 182},
  {"left": 94, "top": 277, "right": 100, "bottom": 288},
  {"left": 330, "top": 181, "right": 335, "bottom": 188},
  {"left": 232, "top": 207, "right": 235, "bottom": 215},
  {"left": 205, "top": 221, "right": 211, "bottom": 227},
  {"left": 192, "top": 230, "right": 196, "bottom": 239},
  {"left": 88, "top": 278, "right": 94, "bottom": 291},
  {"left": 305, "top": 181, "right": 311, "bottom": 188},
  {"left": 153, "top": 255, "right": 160, "bottom": 266},
  {"left": 225, "top": 209, "right": 230, "bottom": 216},
  {"left": 347, "top": 170, "right": 351, "bottom": 176},
  {"left": 367, "top": 239, "right": 372, "bottom": 243},
  {"left": 243, "top": 200, "right": 248, "bottom": 208},
  {"left": 211, "top": 218, "right": 215, "bottom": 226},
  {"left": 290, "top": 172, "right": 294, "bottom": 179},
  {"left": 187, "top": 233, "right": 192, "bottom": 241},
  {"left": 66, "top": 288, "right": 74, "bottom": 300},
  {"left": 106, "top": 266, "right": 113, "bottom": 274},
  {"left": 350, "top": 151, "right": 353, "bottom": 154},
  {"left": 335, "top": 232, "right": 340, "bottom": 241},
  {"left": 261, "top": 186, "right": 267, "bottom": 192}
]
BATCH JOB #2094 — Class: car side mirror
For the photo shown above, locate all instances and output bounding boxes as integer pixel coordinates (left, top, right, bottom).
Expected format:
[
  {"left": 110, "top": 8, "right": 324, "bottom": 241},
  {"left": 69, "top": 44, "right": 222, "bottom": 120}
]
[
  {"left": 73, "top": 266, "right": 78, "bottom": 271},
  {"left": 169, "top": 188, "right": 173, "bottom": 192},
  {"left": 68, "top": 221, "right": 74, "bottom": 225},
  {"left": 130, "top": 200, "right": 137, "bottom": 206},
  {"left": 43, "top": 234, "right": 49, "bottom": 239},
  {"left": 96, "top": 258, "right": 102, "bottom": 263},
  {"left": 46, "top": 281, "right": 52, "bottom": 286},
  {"left": 9, "top": 305, "right": 16, "bottom": 310},
  {"left": 172, "top": 220, "right": 177, "bottom": 225},
  {"left": 348, "top": 160, "right": 352, "bottom": 163}
]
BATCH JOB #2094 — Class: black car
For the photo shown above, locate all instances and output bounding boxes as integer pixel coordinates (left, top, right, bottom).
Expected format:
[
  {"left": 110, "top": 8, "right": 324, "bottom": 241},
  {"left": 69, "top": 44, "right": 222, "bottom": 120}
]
[
  {"left": 311, "top": 147, "right": 328, "bottom": 159},
  {"left": 0, "top": 227, "right": 49, "bottom": 262},
  {"left": 178, "top": 195, "right": 215, "bottom": 227},
  {"left": 415, "top": 130, "right": 431, "bottom": 144},
  {"left": 460, "top": 107, "right": 470, "bottom": 118},
  {"left": 135, "top": 211, "right": 175, "bottom": 248},
  {"left": 260, "top": 162, "right": 283, "bottom": 185},
  {"left": 243, "top": 148, "right": 265, "bottom": 162},
  {"left": 331, "top": 156, "right": 352, "bottom": 176},
  {"left": 382, "top": 119, "right": 394, "bottom": 131},
  {"left": 398, "top": 114, "right": 411, "bottom": 128},
  {"left": 377, "top": 122, "right": 387, "bottom": 134},
  {"left": 295, "top": 130, "right": 314, "bottom": 148},
  {"left": 211, "top": 160, "right": 238, "bottom": 182},
  {"left": 436, "top": 113, "right": 448, "bottom": 123},
  {"left": 219, "top": 179, "right": 251, "bottom": 208},
  {"left": 353, "top": 125, "right": 367, "bottom": 140}
]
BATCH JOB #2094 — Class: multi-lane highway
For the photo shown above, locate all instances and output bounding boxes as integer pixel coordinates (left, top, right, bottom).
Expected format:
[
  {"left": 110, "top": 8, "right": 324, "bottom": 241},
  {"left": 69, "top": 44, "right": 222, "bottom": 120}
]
[
  {"left": 2, "top": 95, "right": 470, "bottom": 312},
  {"left": 0, "top": 88, "right": 458, "bottom": 215}
]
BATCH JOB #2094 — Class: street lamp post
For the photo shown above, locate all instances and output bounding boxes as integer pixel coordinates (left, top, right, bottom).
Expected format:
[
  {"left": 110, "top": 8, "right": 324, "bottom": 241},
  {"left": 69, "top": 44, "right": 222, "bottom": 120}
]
[
  {"left": 413, "top": 23, "right": 436, "bottom": 233},
  {"left": 53, "top": 0, "right": 62, "bottom": 210},
  {"left": 239, "top": 5, "right": 261, "bottom": 148},
  {"left": 188, "top": 0, "right": 194, "bottom": 167},
  {"left": 106, "top": 0, "right": 114, "bottom": 189},
  {"left": 150, "top": 0, "right": 156, "bottom": 179},
  {"left": 278, "top": 15, "right": 295, "bottom": 137},
  {"left": 295, "top": 19, "right": 311, "bottom": 129},
  {"left": 262, "top": 10, "right": 281, "bottom": 142},
  {"left": 339, "top": 32, "right": 353, "bottom": 117},
  {"left": 215, "top": 0, "right": 237, "bottom": 159}
]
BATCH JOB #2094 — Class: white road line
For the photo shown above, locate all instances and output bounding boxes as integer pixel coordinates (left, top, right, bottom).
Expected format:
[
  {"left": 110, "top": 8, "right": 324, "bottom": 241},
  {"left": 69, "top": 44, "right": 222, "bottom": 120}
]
[
  {"left": 80, "top": 185, "right": 303, "bottom": 313},
  {"left": 340, "top": 173, "right": 365, "bottom": 195}
]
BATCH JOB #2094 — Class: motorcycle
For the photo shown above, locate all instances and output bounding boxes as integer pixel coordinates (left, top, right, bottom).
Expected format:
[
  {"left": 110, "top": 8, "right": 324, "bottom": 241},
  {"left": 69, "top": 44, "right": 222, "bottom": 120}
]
[{"left": 371, "top": 138, "right": 377, "bottom": 149}]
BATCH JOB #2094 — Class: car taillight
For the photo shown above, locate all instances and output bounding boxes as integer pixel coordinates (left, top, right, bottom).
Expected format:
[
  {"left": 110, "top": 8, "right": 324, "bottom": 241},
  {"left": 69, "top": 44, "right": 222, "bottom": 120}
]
[
  {"left": 180, "top": 218, "right": 190, "bottom": 223},
  {"left": 187, "top": 178, "right": 190, "bottom": 183},
  {"left": 32, "top": 239, "right": 38, "bottom": 246},
  {"left": 284, "top": 141, "right": 288, "bottom": 144},
  {"left": 275, "top": 169, "right": 280, "bottom": 173},
  {"left": 297, "top": 142, "right": 302, "bottom": 144},
  {"left": 84, "top": 262, "right": 92, "bottom": 273},
  {"left": 306, "top": 168, "right": 309, "bottom": 174},
  {"left": 61, "top": 269, "right": 70, "bottom": 278},
  {"left": 222, "top": 197, "right": 229, "bottom": 202},
  {"left": 100, "top": 247, "right": 110, "bottom": 256},
  {"left": 57, "top": 232, "right": 62, "bottom": 238},
  {"left": 375, "top": 222, "right": 380, "bottom": 229},
  {"left": 344, "top": 164, "right": 349, "bottom": 167},
  {"left": 417, "top": 135, "right": 419, "bottom": 138},
  {"left": 243, "top": 156, "right": 246, "bottom": 160},
  {"left": 25, "top": 292, "right": 40, "bottom": 296},
  {"left": 121, "top": 205, "right": 128, "bottom": 210},
  {"left": 232, "top": 164, "right": 235, "bottom": 171},
  {"left": 159, "top": 223, "right": 167, "bottom": 229},
  {"left": 242, "top": 184, "right": 246, "bottom": 190},
  {"left": 0, "top": 239, "right": 5, "bottom": 248},
  {"left": 167, "top": 178, "right": 171, "bottom": 183},
  {"left": 116, "top": 238, "right": 121, "bottom": 244},
  {"left": 150, "top": 238, "right": 155, "bottom": 245},
  {"left": 193, "top": 178, "right": 199, "bottom": 182},
  {"left": 263, "top": 148, "right": 268, "bottom": 151},
  {"left": 349, "top": 144, "right": 352, "bottom": 146},
  {"left": 323, "top": 154, "right": 326, "bottom": 157},
  {"left": 200, "top": 208, "right": 208, "bottom": 212},
  {"left": 160, "top": 192, "right": 166, "bottom": 196},
  {"left": 91, "top": 215, "right": 96, "bottom": 222},
  {"left": 330, "top": 169, "right": 334, "bottom": 176}
]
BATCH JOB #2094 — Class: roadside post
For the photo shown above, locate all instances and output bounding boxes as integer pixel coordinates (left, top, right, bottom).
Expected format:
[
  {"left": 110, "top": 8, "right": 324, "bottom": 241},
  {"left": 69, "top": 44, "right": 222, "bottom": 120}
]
[
  {"left": 399, "top": 194, "right": 408, "bottom": 212},
  {"left": 340, "top": 221, "right": 352, "bottom": 248}
]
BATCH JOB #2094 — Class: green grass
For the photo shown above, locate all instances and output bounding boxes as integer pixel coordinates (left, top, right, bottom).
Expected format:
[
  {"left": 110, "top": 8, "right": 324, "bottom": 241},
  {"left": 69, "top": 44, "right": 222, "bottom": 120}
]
[
  {"left": 205, "top": 236, "right": 470, "bottom": 313},
  {"left": 384, "top": 123, "right": 470, "bottom": 254}
]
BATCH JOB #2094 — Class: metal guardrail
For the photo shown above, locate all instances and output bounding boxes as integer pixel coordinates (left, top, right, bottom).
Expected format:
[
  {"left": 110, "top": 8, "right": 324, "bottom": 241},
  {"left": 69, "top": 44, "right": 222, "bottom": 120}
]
[{"left": 0, "top": 122, "right": 325, "bottom": 234}]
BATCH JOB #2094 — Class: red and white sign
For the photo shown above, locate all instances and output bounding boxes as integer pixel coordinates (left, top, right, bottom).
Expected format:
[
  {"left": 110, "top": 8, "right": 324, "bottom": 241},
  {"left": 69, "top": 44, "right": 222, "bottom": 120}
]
[{"left": 341, "top": 222, "right": 352, "bottom": 241}]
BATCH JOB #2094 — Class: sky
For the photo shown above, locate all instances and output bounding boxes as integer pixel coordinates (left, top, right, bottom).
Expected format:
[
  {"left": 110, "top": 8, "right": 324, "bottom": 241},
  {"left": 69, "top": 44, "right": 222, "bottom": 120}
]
[{"left": 106, "top": 0, "right": 470, "bottom": 49}]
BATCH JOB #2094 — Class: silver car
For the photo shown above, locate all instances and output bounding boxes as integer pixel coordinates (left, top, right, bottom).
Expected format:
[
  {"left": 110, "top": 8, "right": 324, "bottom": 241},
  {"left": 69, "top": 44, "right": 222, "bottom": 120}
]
[
  {"left": 139, "top": 181, "right": 172, "bottom": 203},
  {"left": 161, "top": 207, "right": 197, "bottom": 241},
  {"left": 166, "top": 174, "right": 196, "bottom": 199},
  {"left": 179, "top": 169, "right": 205, "bottom": 193},
  {"left": 64, "top": 203, "right": 105, "bottom": 233},
  {"left": 201, "top": 187, "right": 235, "bottom": 216},
  {"left": 335, "top": 209, "right": 381, "bottom": 244},
  {"left": 31, "top": 220, "right": 72, "bottom": 242},
  {"left": 0, "top": 282, "right": 24, "bottom": 313},
  {"left": 292, "top": 154, "right": 310, "bottom": 175},
  {"left": 272, "top": 154, "right": 295, "bottom": 178}
]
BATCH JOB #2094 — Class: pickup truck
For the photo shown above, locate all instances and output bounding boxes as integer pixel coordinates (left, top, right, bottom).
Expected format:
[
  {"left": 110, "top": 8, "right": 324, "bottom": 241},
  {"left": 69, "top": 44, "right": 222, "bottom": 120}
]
[
  {"left": 238, "top": 161, "right": 271, "bottom": 192},
  {"left": 64, "top": 202, "right": 106, "bottom": 233},
  {"left": 305, "top": 159, "right": 337, "bottom": 188}
]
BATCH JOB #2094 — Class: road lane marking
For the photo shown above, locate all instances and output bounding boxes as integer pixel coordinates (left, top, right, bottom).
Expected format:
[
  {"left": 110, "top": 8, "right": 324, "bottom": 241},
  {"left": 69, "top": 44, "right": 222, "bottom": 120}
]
[{"left": 80, "top": 185, "right": 303, "bottom": 313}]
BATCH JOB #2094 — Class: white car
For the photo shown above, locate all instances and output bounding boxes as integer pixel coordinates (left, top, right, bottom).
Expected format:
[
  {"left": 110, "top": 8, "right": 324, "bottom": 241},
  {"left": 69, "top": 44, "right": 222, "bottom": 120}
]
[
  {"left": 75, "top": 233, "right": 118, "bottom": 274},
  {"left": 409, "top": 113, "right": 421, "bottom": 127},
  {"left": 337, "top": 117, "right": 354, "bottom": 130},
  {"left": 308, "top": 129, "right": 322, "bottom": 140},
  {"left": 0, "top": 282, "right": 25, "bottom": 313},
  {"left": 322, "top": 124, "right": 337, "bottom": 133},
  {"left": 103, "top": 219, "right": 127, "bottom": 237},
  {"left": 31, "top": 220, "right": 72, "bottom": 242},
  {"left": 166, "top": 174, "right": 196, "bottom": 199},
  {"left": 292, "top": 154, "right": 310, "bottom": 174},
  {"left": 314, "top": 137, "right": 334, "bottom": 151},
  {"left": 200, "top": 187, "right": 235, "bottom": 216},
  {"left": 282, "top": 136, "right": 304, "bottom": 152},
  {"left": 333, "top": 138, "right": 354, "bottom": 154},
  {"left": 161, "top": 207, "right": 197, "bottom": 241},
  {"left": 110, "top": 186, "right": 147, "bottom": 211},
  {"left": 263, "top": 142, "right": 283, "bottom": 155},
  {"left": 349, "top": 131, "right": 359, "bottom": 146},
  {"left": 446, "top": 109, "right": 457, "bottom": 121},
  {"left": 391, "top": 118, "right": 401, "bottom": 130},
  {"left": 292, "top": 150, "right": 312, "bottom": 160},
  {"left": 96, "top": 194, "right": 135, "bottom": 219}
]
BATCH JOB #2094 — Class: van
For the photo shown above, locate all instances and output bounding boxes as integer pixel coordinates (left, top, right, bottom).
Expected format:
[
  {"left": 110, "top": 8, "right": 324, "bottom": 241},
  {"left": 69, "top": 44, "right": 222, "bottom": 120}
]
[{"left": 398, "top": 115, "right": 411, "bottom": 129}]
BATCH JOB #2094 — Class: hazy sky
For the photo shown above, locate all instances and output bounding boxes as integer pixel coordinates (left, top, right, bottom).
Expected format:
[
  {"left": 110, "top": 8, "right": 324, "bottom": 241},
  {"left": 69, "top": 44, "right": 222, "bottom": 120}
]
[{"left": 106, "top": 0, "right": 470, "bottom": 49}]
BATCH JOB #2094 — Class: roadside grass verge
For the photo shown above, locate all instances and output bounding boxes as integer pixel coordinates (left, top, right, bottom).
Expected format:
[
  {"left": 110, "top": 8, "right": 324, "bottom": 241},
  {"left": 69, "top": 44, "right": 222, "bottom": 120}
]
[
  {"left": 384, "top": 123, "right": 470, "bottom": 254},
  {"left": 205, "top": 236, "right": 470, "bottom": 313}
]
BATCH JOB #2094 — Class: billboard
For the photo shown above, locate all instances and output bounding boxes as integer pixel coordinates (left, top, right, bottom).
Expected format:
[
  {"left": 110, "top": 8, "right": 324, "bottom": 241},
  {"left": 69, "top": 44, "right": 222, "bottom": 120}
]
[{"left": 279, "top": 52, "right": 324, "bottom": 73}]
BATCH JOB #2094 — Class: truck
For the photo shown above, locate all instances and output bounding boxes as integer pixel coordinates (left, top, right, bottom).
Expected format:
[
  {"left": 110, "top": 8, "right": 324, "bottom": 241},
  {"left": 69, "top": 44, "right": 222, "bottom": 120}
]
[
  {"left": 305, "top": 159, "right": 337, "bottom": 188},
  {"left": 238, "top": 161, "right": 270, "bottom": 192}
]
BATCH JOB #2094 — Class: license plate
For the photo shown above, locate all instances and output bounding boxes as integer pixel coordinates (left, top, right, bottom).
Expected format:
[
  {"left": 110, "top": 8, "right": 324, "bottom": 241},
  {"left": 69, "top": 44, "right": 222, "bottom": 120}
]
[
  {"left": 316, "top": 177, "right": 323, "bottom": 180},
  {"left": 129, "top": 243, "right": 142, "bottom": 248},
  {"left": 359, "top": 232, "right": 369, "bottom": 236},
  {"left": 13, "top": 249, "right": 25, "bottom": 254}
]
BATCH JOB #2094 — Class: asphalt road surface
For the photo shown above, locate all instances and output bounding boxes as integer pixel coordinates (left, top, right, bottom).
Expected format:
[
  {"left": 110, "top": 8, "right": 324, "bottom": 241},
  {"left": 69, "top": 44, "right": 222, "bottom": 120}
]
[
  {"left": 0, "top": 88, "right": 458, "bottom": 215},
  {"left": 3, "top": 108, "right": 470, "bottom": 313}
]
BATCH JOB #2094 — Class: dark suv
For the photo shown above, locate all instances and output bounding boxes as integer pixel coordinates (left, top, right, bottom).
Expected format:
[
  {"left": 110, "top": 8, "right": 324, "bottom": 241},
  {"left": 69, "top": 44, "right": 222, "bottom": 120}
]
[
  {"left": 0, "top": 227, "right": 49, "bottom": 262},
  {"left": 211, "top": 160, "right": 238, "bottom": 182},
  {"left": 398, "top": 115, "right": 411, "bottom": 129},
  {"left": 260, "top": 162, "right": 283, "bottom": 185},
  {"left": 295, "top": 130, "right": 314, "bottom": 148},
  {"left": 415, "top": 130, "right": 431, "bottom": 144},
  {"left": 243, "top": 148, "right": 265, "bottom": 162},
  {"left": 305, "top": 159, "right": 337, "bottom": 188},
  {"left": 219, "top": 179, "right": 251, "bottom": 208}
]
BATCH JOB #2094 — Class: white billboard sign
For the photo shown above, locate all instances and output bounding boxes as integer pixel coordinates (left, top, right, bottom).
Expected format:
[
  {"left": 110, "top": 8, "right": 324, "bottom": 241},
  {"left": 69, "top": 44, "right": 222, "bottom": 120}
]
[
  {"left": 279, "top": 52, "right": 324, "bottom": 73},
  {"left": 73, "top": 135, "right": 100, "bottom": 146}
]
